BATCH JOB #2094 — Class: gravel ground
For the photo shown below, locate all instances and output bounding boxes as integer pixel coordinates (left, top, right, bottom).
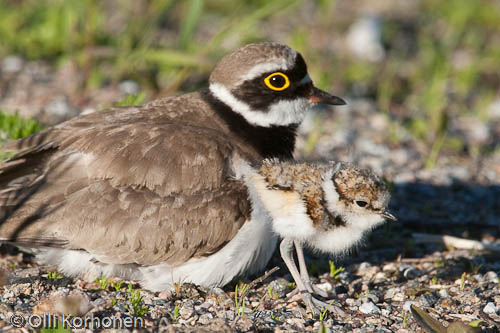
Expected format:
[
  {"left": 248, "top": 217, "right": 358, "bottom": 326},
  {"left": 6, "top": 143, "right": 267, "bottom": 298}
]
[{"left": 0, "top": 57, "right": 499, "bottom": 332}]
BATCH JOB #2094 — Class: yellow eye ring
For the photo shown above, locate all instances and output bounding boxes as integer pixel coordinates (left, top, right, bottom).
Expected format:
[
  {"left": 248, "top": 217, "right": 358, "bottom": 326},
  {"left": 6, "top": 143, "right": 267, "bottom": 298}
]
[{"left": 264, "top": 72, "right": 290, "bottom": 91}]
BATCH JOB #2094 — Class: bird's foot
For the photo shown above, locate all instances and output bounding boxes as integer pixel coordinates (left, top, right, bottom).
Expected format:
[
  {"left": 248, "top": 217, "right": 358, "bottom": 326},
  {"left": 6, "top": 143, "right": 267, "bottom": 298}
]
[
  {"left": 286, "top": 280, "right": 330, "bottom": 299},
  {"left": 299, "top": 291, "right": 347, "bottom": 317}
]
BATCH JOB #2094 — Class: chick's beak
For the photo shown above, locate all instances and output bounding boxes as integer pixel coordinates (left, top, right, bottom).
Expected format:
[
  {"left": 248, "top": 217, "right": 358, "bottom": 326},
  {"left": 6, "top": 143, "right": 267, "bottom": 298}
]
[
  {"left": 381, "top": 210, "right": 397, "bottom": 221},
  {"left": 308, "top": 86, "right": 346, "bottom": 105}
]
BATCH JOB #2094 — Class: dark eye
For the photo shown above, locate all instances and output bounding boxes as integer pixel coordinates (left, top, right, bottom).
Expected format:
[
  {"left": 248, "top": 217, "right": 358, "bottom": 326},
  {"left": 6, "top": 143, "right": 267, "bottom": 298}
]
[
  {"left": 355, "top": 200, "right": 368, "bottom": 208},
  {"left": 264, "top": 72, "right": 290, "bottom": 91}
]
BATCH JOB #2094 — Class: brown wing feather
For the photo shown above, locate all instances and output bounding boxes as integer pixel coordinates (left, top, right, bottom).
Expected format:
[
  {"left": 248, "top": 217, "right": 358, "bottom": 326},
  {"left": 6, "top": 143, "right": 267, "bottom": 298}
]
[{"left": 0, "top": 96, "right": 252, "bottom": 265}]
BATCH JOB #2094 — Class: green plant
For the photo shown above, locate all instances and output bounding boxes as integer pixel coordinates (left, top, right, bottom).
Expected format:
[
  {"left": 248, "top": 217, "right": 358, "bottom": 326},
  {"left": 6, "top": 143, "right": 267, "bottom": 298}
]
[
  {"left": 95, "top": 276, "right": 110, "bottom": 290},
  {"left": 112, "top": 281, "right": 124, "bottom": 291},
  {"left": 0, "top": 111, "right": 44, "bottom": 141},
  {"left": 125, "top": 283, "right": 149, "bottom": 317},
  {"left": 47, "top": 271, "right": 62, "bottom": 279},
  {"left": 114, "top": 93, "right": 147, "bottom": 107},
  {"left": 169, "top": 305, "right": 181, "bottom": 323},
  {"left": 8, "top": 262, "right": 18, "bottom": 270},
  {"left": 328, "top": 261, "right": 345, "bottom": 280},
  {"left": 234, "top": 283, "right": 248, "bottom": 317},
  {"left": 40, "top": 322, "right": 71, "bottom": 333},
  {"left": 460, "top": 272, "right": 467, "bottom": 291},
  {"left": 470, "top": 263, "right": 482, "bottom": 275},
  {"left": 317, "top": 323, "right": 327, "bottom": 333},
  {"left": 319, "top": 300, "right": 334, "bottom": 322},
  {"left": 433, "top": 259, "right": 447, "bottom": 268}
]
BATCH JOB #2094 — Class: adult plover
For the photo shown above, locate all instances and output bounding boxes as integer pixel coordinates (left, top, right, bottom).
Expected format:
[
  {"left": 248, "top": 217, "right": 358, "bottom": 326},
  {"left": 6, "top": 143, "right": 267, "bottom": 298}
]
[
  {"left": 234, "top": 158, "right": 395, "bottom": 313},
  {"left": 0, "top": 43, "right": 345, "bottom": 291}
]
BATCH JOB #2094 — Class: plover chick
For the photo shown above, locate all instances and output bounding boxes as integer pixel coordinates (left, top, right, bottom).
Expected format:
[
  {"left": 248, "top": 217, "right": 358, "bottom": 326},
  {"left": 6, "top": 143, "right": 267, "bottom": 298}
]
[{"left": 235, "top": 158, "right": 396, "bottom": 315}]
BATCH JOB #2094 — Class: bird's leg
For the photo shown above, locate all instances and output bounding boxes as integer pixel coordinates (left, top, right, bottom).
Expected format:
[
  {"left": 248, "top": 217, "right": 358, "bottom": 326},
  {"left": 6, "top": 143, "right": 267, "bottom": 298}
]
[
  {"left": 280, "top": 238, "right": 346, "bottom": 317},
  {"left": 294, "top": 240, "right": 329, "bottom": 298}
]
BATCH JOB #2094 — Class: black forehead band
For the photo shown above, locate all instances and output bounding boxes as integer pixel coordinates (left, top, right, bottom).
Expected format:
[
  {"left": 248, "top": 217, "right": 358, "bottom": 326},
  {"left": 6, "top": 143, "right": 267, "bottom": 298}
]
[{"left": 230, "top": 53, "right": 310, "bottom": 111}]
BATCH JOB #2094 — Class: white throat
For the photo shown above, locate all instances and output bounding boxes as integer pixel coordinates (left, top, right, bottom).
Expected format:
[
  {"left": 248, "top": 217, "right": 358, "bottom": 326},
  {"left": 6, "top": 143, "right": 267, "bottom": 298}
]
[{"left": 209, "top": 82, "right": 312, "bottom": 127}]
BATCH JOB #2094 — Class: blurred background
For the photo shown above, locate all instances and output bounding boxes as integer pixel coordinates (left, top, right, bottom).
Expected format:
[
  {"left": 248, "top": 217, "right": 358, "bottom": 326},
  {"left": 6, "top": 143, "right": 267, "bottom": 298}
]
[{"left": 0, "top": 0, "right": 498, "bottom": 246}]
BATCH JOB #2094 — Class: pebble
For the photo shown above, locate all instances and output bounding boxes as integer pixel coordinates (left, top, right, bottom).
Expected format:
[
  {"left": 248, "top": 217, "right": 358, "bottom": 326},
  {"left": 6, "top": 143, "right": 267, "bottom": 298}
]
[
  {"left": 403, "top": 301, "right": 416, "bottom": 312},
  {"left": 287, "top": 318, "right": 305, "bottom": 330},
  {"left": 119, "top": 80, "right": 140, "bottom": 95},
  {"left": 417, "top": 294, "right": 438, "bottom": 307},
  {"left": 179, "top": 304, "right": 194, "bottom": 319},
  {"left": 374, "top": 272, "right": 387, "bottom": 283},
  {"left": 392, "top": 293, "right": 405, "bottom": 302},
  {"left": 198, "top": 313, "right": 213, "bottom": 325},
  {"left": 403, "top": 267, "right": 424, "bottom": 280},
  {"left": 361, "top": 293, "right": 380, "bottom": 304},
  {"left": 1, "top": 56, "right": 24, "bottom": 73},
  {"left": 315, "top": 282, "right": 333, "bottom": 293},
  {"left": 485, "top": 271, "right": 499, "bottom": 283},
  {"left": 483, "top": 302, "right": 498, "bottom": 314},
  {"left": 346, "top": 298, "right": 357, "bottom": 306},
  {"left": 382, "top": 263, "right": 397, "bottom": 273},
  {"left": 337, "top": 271, "right": 354, "bottom": 284},
  {"left": 268, "top": 278, "right": 291, "bottom": 298},
  {"left": 45, "top": 96, "right": 77, "bottom": 120},
  {"left": 346, "top": 16, "right": 385, "bottom": 62},
  {"left": 438, "top": 289, "right": 449, "bottom": 298},
  {"left": 359, "top": 302, "right": 381, "bottom": 314}
]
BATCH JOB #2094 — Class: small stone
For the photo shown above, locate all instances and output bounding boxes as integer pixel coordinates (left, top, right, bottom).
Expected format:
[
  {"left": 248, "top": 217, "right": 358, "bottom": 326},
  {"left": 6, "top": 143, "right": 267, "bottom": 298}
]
[
  {"left": 287, "top": 318, "right": 305, "bottom": 330},
  {"left": 403, "top": 267, "right": 423, "bottom": 279},
  {"left": 119, "top": 80, "right": 140, "bottom": 95},
  {"left": 337, "top": 271, "right": 354, "bottom": 284},
  {"left": 485, "top": 271, "right": 499, "bottom": 283},
  {"left": 438, "top": 289, "right": 449, "bottom": 298},
  {"left": 315, "top": 282, "right": 333, "bottom": 293},
  {"left": 374, "top": 272, "right": 387, "bottom": 283},
  {"left": 235, "top": 316, "right": 253, "bottom": 331},
  {"left": 361, "top": 293, "right": 380, "bottom": 304},
  {"left": 384, "top": 288, "right": 398, "bottom": 300},
  {"left": 158, "top": 290, "right": 173, "bottom": 299},
  {"left": 198, "top": 313, "right": 213, "bottom": 325},
  {"left": 346, "top": 298, "right": 357, "bottom": 306},
  {"left": 392, "top": 293, "right": 405, "bottom": 302},
  {"left": 179, "top": 304, "right": 194, "bottom": 319},
  {"left": 483, "top": 302, "right": 498, "bottom": 314},
  {"left": 358, "top": 262, "right": 372, "bottom": 270},
  {"left": 45, "top": 96, "right": 77, "bottom": 120},
  {"left": 417, "top": 293, "right": 437, "bottom": 307},
  {"left": 359, "top": 302, "right": 381, "bottom": 314},
  {"left": 2, "top": 56, "right": 24, "bottom": 73},
  {"left": 403, "top": 301, "right": 416, "bottom": 312},
  {"left": 346, "top": 16, "right": 385, "bottom": 62},
  {"left": 334, "top": 285, "right": 348, "bottom": 295},
  {"left": 268, "top": 278, "right": 291, "bottom": 298}
]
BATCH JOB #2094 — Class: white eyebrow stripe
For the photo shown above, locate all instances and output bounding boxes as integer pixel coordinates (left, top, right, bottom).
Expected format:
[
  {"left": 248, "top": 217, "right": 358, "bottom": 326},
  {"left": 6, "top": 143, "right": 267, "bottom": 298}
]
[
  {"left": 238, "top": 49, "right": 298, "bottom": 83},
  {"left": 238, "top": 61, "right": 288, "bottom": 83}
]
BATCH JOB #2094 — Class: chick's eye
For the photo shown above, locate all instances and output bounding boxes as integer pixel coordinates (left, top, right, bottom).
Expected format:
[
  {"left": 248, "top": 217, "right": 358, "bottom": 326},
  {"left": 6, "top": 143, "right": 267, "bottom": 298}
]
[
  {"left": 355, "top": 200, "right": 368, "bottom": 208},
  {"left": 264, "top": 72, "right": 290, "bottom": 91}
]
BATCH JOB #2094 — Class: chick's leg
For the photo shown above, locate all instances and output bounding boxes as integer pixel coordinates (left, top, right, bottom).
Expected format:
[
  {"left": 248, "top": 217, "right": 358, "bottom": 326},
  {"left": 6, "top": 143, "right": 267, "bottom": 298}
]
[
  {"left": 294, "top": 240, "right": 329, "bottom": 298},
  {"left": 279, "top": 238, "right": 345, "bottom": 317}
]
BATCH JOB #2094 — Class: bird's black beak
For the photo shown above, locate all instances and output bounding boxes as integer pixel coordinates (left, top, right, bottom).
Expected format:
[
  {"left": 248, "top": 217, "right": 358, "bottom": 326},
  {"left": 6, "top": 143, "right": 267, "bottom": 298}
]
[
  {"left": 381, "top": 210, "right": 397, "bottom": 221},
  {"left": 308, "top": 86, "right": 346, "bottom": 105}
]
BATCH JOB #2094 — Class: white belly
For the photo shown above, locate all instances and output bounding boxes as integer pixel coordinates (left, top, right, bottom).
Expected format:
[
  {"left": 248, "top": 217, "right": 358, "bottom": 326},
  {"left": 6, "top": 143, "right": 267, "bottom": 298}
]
[{"left": 34, "top": 210, "right": 277, "bottom": 292}]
